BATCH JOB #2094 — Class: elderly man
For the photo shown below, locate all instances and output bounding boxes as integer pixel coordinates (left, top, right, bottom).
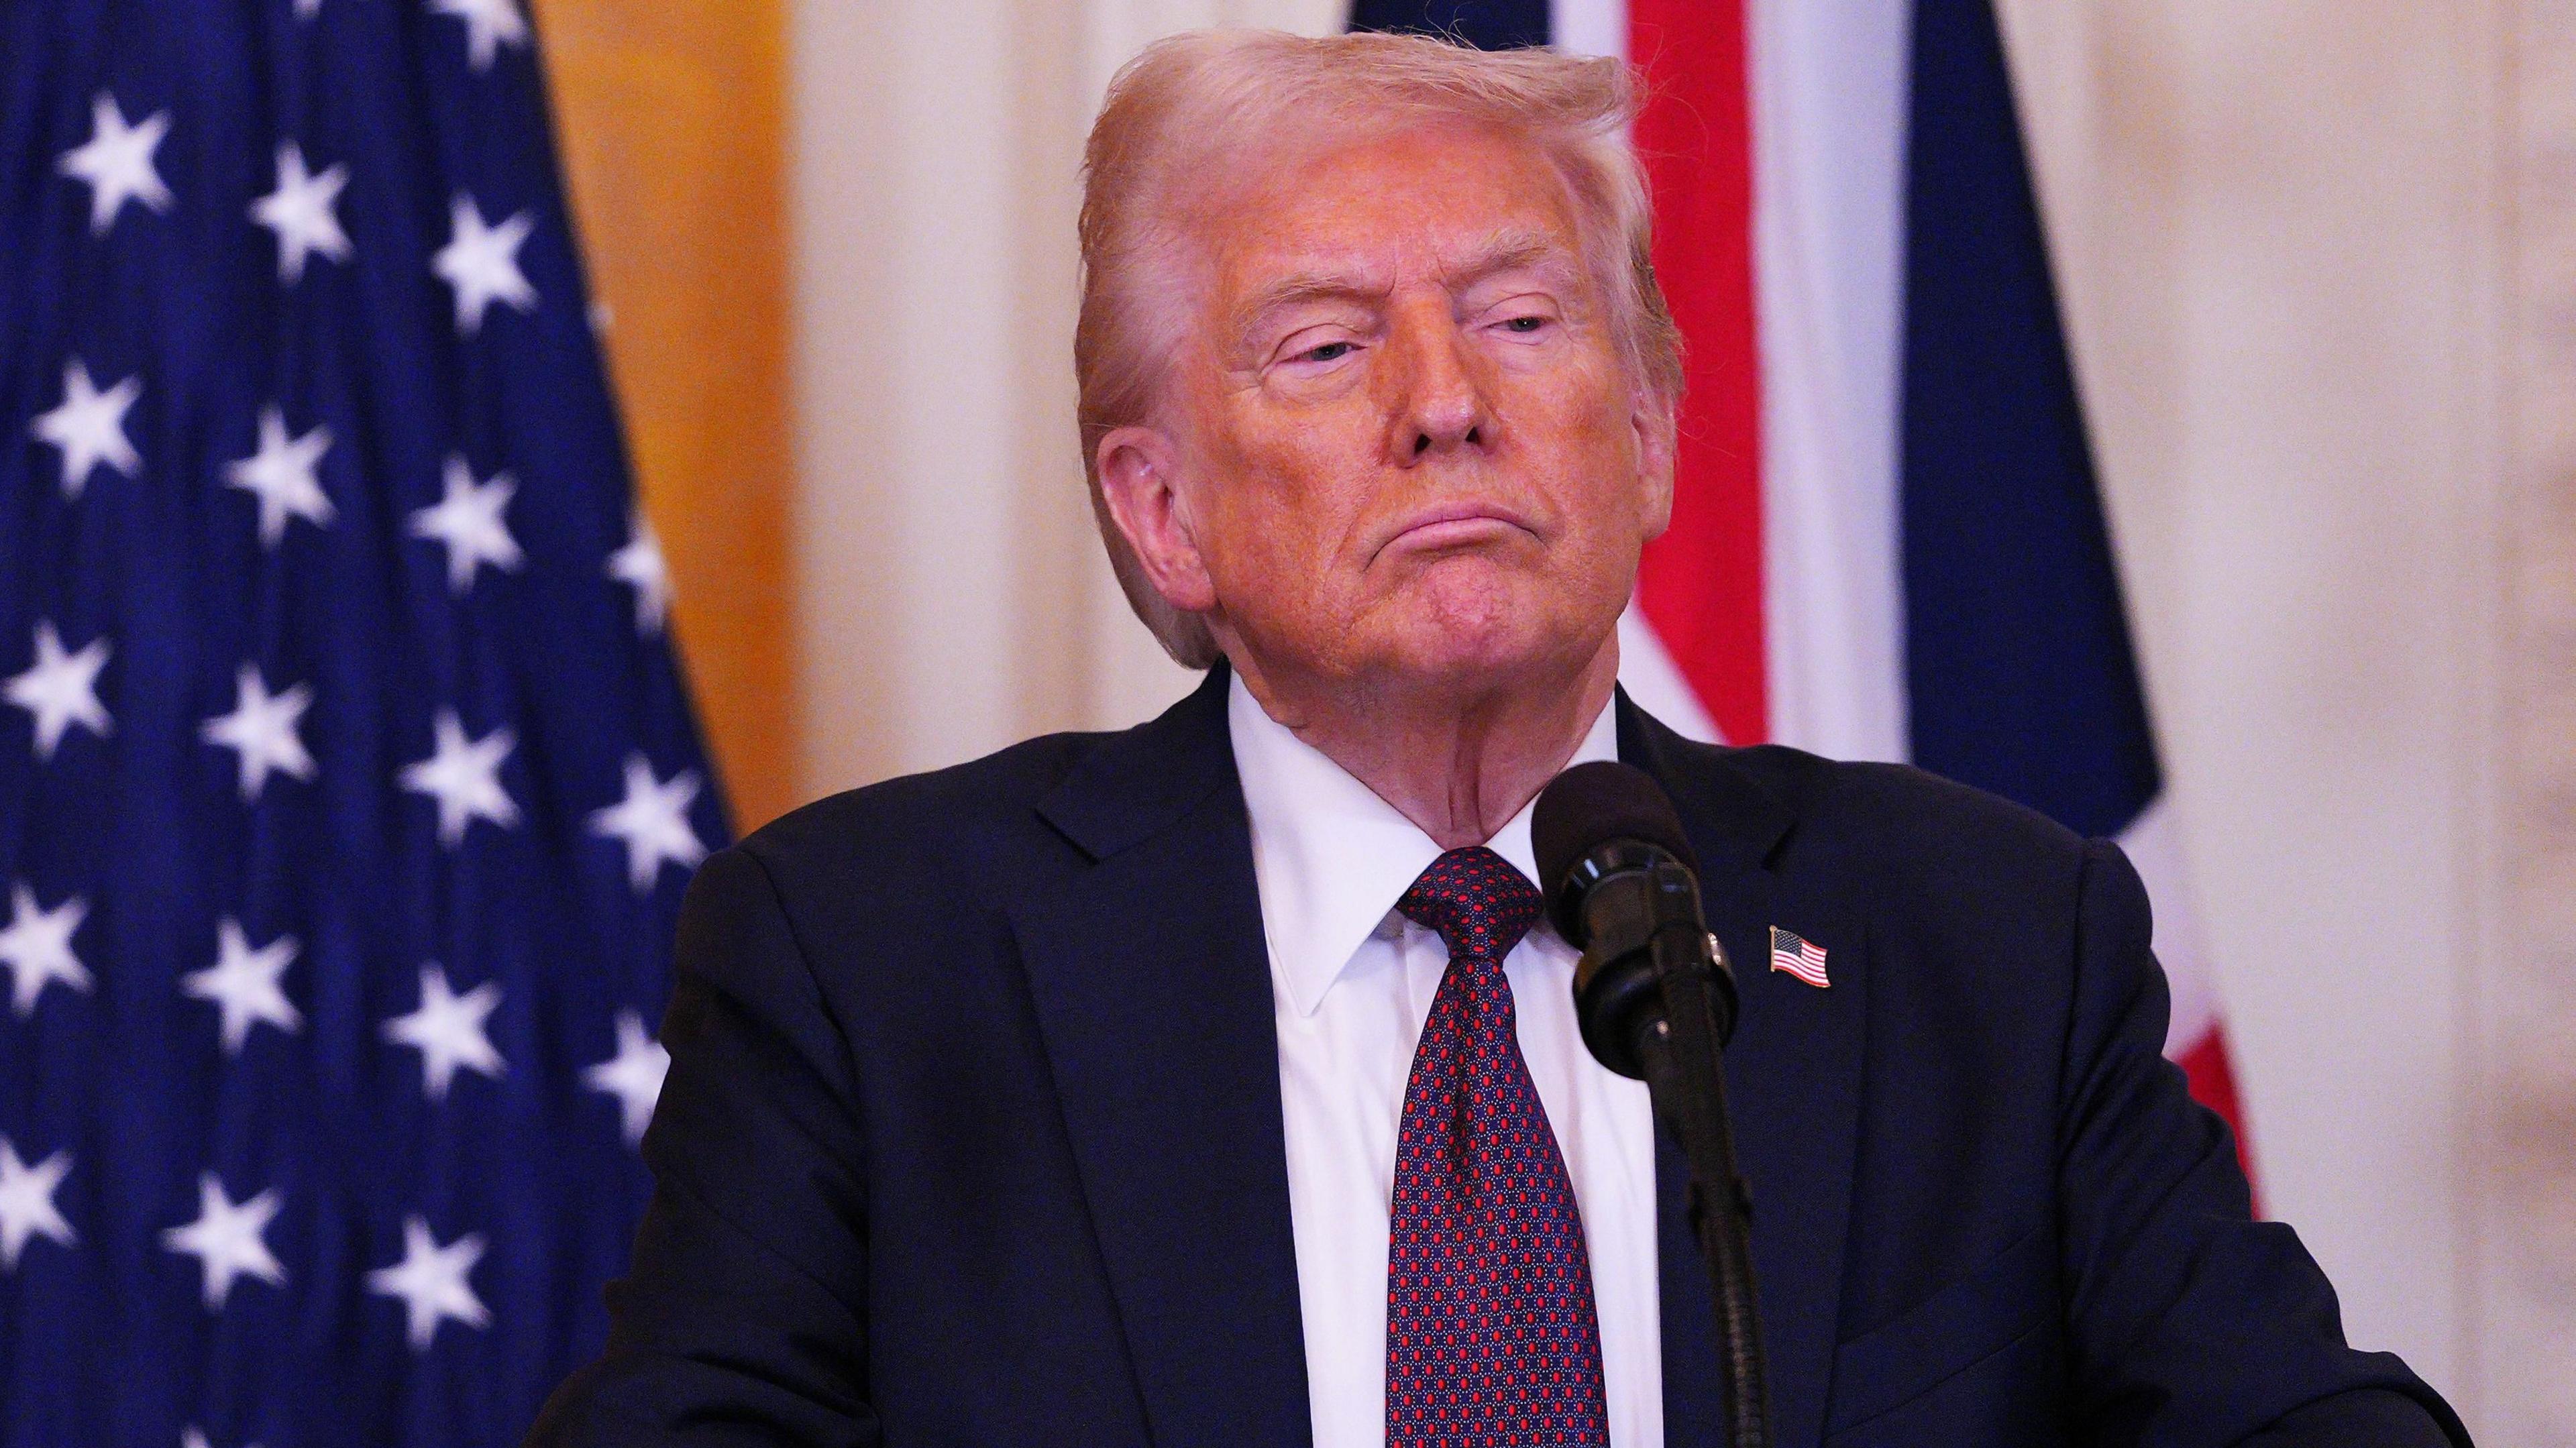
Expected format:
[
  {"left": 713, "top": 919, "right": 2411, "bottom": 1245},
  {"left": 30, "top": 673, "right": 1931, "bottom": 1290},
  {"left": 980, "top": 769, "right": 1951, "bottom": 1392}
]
[{"left": 531, "top": 30, "right": 2466, "bottom": 1448}]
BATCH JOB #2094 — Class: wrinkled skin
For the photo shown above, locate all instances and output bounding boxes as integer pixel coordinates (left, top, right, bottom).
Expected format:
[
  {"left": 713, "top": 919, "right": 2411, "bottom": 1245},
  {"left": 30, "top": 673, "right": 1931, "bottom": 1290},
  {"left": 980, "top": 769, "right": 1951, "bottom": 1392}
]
[{"left": 1097, "top": 117, "right": 1674, "bottom": 845}]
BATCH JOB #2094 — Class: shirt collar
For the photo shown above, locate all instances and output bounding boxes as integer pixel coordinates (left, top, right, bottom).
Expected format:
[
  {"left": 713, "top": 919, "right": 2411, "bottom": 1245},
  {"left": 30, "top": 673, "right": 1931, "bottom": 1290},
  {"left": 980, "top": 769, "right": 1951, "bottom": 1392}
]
[{"left": 1228, "top": 671, "right": 1619, "bottom": 1017}]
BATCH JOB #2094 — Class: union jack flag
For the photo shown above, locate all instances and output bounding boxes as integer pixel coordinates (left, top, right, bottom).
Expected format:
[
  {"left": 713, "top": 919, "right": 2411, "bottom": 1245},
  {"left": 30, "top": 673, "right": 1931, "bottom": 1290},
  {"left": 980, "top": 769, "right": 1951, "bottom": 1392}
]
[{"left": 1351, "top": 0, "right": 2254, "bottom": 1173}]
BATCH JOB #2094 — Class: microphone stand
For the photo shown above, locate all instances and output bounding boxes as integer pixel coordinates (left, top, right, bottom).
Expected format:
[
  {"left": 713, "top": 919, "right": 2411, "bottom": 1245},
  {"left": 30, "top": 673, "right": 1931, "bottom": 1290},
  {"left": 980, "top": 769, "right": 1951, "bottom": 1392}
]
[{"left": 1636, "top": 922, "right": 1771, "bottom": 1448}]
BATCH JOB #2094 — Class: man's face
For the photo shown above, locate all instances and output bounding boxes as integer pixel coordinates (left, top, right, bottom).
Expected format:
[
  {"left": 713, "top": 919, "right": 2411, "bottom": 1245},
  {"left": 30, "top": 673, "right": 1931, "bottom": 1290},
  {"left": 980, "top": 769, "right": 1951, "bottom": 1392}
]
[{"left": 1114, "top": 118, "right": 1672, "bottom": 699}]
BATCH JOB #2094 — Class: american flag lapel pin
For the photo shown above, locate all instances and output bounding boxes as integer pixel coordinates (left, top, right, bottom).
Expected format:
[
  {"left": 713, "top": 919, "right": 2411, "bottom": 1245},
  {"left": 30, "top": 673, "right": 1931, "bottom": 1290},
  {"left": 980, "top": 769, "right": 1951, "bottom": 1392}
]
[{"left": 1768, "top": 926, "right": 1830, "bottom": 989}]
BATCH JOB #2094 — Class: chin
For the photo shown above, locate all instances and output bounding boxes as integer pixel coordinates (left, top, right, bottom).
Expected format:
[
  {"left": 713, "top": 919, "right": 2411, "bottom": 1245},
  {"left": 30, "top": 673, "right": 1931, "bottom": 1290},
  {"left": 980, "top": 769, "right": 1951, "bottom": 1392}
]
[{"left": 1375, "top": 581, "right": 1584, "bottom": 689}]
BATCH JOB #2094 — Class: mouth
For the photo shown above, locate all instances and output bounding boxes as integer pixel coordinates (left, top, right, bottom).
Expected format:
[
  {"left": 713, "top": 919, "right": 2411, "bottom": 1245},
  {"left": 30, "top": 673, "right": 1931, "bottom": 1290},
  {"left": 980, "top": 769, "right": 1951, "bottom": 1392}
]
[{"left": 1373, "top": 502, "right": 1540, "bottom": 563}]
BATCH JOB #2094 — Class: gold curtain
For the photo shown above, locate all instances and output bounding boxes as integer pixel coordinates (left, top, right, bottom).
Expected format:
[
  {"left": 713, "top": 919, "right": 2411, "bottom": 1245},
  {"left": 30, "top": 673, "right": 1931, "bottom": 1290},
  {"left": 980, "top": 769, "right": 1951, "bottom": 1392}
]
[{"left": 531, "top": 0, "right": 794, "bottom": 831}]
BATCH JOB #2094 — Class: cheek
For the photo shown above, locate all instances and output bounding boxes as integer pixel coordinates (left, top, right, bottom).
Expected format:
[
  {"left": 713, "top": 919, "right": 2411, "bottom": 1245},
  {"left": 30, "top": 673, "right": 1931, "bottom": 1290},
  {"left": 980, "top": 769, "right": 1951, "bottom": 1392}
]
[
  {"left": 1203, "top": 415, "right": 1376, "bottom": 560},
  {"left": 1185, "top": 430, "right": 1362, "bottom": 616},
  {"left": 1524, "top": 375, "right": 1647, "bottom": 530}
]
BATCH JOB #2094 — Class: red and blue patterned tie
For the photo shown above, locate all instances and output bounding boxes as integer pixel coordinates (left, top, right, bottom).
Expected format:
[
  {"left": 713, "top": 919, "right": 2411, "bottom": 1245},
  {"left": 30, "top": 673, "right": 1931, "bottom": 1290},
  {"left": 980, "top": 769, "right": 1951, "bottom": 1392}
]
[{"left": 1386, "top": 846, "right": 1611, "bottom": 1447}]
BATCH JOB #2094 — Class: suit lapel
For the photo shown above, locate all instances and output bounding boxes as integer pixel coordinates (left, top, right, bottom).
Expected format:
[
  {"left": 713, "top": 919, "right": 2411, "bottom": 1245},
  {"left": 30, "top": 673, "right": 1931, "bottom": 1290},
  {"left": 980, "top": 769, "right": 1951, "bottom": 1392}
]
[
  {"left": 1014, "top": 669, "right": 1311, "bottom": 1448},
  {"left": 1007, "top": 677, "right": 1864, "bottom": 1447},
  {"left": 1622, "top": 699, "right": 1867, "bottom": 1448}
]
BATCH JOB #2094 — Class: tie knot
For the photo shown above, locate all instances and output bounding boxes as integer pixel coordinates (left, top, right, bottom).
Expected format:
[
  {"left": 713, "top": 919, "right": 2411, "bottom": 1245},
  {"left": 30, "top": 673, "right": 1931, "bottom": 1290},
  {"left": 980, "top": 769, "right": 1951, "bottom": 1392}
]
[{"left": 1397, "top": 846, "right": 1544, "bottom": 964}]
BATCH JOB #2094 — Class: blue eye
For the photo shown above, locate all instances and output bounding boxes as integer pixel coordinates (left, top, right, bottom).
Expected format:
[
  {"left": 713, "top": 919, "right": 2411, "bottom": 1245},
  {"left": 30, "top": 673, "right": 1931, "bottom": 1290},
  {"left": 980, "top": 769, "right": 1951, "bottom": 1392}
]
[
  {"left": 1304, "top": 341, "right": 1352, "bottom": 362},
  {"left": 1503, "top": 316, "right": 1546, "bottom": 333}
]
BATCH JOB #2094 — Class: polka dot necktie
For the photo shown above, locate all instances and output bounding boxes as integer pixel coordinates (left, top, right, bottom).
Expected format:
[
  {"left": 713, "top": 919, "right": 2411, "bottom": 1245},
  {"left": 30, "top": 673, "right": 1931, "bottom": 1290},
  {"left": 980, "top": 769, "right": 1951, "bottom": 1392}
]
[{"left": 1385, "top": 846, "right": 1611, "bottom": 1448}]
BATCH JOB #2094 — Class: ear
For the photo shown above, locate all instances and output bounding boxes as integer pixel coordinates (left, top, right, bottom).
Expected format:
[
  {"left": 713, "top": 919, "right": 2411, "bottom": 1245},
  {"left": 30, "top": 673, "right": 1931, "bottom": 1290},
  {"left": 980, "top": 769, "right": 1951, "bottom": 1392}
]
[
  {"left": 1096, "top": 425, "right": 1220, "bottom": 614},
  {"left": 1631, "top": 394, "right": 1678, "bottom": 541}
]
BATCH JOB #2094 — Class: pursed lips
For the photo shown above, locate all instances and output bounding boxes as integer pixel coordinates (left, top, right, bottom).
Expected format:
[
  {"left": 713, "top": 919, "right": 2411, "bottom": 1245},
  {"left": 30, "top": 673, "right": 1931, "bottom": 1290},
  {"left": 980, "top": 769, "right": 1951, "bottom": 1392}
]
[{"left": 1372, "top": 502, "right": 1540, "bottom": 563}]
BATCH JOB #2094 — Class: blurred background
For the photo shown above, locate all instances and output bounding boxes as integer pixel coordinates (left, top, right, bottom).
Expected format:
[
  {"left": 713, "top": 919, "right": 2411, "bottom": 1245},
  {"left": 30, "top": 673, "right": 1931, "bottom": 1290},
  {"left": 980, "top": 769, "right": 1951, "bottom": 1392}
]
[
  {"left": 3, "top": 0, "right": 2568, "bottom": 1441},
  {"left": 547, "top": 0, "right": 2569, "bottom": 1435}
]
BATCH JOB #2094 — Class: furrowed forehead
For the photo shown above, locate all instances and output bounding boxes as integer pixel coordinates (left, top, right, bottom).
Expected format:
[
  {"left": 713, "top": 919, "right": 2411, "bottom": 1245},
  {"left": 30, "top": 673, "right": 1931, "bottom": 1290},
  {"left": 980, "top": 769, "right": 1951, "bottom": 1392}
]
[
  {"left": 1438, "top": 225, "right": 1586, "bottom": 290},
  {"left": 1224, "top": 222, "right": 1587, "bottom": 336}
]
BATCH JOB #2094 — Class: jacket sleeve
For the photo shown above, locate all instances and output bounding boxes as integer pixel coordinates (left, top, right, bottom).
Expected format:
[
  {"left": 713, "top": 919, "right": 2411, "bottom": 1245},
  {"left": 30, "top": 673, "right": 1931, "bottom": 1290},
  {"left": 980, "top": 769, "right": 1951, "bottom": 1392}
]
[
  {"left": 2055, "top": 838, "right": 2471, "bottom": 1447},
  {"left": 525, "top": 845, "right": 879, "bottom": 1447}
]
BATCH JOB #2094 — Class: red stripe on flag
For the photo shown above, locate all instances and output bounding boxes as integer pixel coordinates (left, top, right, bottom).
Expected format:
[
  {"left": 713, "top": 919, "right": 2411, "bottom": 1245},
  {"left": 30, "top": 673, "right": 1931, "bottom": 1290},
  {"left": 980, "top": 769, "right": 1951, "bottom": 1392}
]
[
  {"left": 2175, "top": 1024, "right": 2260, "bottom": 1216},
  {"left": 1630, "top": 0, "right": 1768, "bottom": 745}
]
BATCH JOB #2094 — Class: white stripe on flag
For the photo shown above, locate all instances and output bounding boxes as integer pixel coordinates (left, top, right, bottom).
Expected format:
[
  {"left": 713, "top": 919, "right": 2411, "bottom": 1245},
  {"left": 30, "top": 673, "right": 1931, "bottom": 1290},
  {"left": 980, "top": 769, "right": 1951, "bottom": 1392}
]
[
  {"left": 1550, "top": 0, "right": 1627, "bottom": 60},
  {"left": 1617, "top": 603, "right": 1724, "bottom": 743},
  {"left": 2114, "top": 796, "right": 2222, "bottom": 1056},
  {"left": 1747, "top": 0, "right": 1912, "bottom": 763},
  {"left": 1770, "top": 930, "right": 1831, "bottom": 988}
]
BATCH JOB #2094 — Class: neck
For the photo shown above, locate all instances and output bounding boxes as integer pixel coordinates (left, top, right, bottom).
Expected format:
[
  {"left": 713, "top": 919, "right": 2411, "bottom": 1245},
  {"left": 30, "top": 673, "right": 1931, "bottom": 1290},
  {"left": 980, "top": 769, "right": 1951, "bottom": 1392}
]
[{"left": 1229, "top": 636, "right": 1621, "bottom": 850}]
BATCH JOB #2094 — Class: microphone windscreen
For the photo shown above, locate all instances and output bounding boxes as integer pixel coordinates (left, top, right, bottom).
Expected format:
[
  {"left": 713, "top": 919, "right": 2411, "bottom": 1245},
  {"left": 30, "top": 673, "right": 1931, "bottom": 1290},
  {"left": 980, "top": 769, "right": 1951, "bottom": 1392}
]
[{"left": 1532, "top": 761, "right": 1699, "bottom": 900}]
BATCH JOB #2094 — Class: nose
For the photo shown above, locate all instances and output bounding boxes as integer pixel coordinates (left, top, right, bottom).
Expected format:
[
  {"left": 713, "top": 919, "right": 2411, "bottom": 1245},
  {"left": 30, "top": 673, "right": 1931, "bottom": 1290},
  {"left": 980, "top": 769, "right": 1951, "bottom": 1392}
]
[{"left": 1385, "top": 304, "right": 1494, "bottom": 465}]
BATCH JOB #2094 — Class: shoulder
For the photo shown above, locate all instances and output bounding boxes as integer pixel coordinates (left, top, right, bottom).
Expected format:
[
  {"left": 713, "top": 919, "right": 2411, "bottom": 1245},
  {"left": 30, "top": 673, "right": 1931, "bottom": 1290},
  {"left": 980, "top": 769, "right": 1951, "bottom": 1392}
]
[
  {"left": 1653, "top": 720, "right": 2094, "bottom": 879},
  {"left": 669, "top": 727, "right": 1138, "bottom": 1002},
  {"left": 724, "top": 728, "right": 1111, "bottom": 897},
  {"left": 1764, "top": 748, "right": 2091, "bottom": 881},
  {"left": 1654, "top": 728, "right": 2122, "bottom": 956},
  {"left": 686, "top": 671, "right": 1240, "bottom": 972}
]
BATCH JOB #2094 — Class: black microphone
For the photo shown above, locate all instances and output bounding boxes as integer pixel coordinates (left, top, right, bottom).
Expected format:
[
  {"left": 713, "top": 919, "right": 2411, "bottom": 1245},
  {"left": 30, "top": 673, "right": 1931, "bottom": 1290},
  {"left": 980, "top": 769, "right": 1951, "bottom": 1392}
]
[
  {"left": 1534, "top": 760, "right": 1772, "bottom": 1448},
  {"left": 1532, "top": 761, "right": 1738, "bottom": 1074}
]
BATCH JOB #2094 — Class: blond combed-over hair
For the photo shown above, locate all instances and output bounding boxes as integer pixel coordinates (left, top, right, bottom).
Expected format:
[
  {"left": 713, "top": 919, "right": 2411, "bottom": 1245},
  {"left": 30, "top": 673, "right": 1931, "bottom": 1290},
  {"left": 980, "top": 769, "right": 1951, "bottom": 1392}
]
[{"left": 1075, "top": 29, "right": 1683, "bottom": 669}]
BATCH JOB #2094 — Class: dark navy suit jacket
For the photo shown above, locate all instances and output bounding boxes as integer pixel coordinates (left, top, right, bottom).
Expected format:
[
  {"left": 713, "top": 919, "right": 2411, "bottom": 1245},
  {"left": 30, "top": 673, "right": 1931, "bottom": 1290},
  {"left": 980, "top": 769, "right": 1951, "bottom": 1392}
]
[{"left": 529, "top": 669, "right": 2469, "bottom": 1447}]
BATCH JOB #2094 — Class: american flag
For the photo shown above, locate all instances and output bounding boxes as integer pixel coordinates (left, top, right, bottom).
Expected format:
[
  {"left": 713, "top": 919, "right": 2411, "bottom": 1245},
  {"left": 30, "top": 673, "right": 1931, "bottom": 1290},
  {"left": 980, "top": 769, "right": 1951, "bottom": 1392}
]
[
  {"left": 1, "top": 2, "right": 725, "bottom": 1444},
  {"left": 1768, "top": 926, "right": 1829, "bottom": 990}
]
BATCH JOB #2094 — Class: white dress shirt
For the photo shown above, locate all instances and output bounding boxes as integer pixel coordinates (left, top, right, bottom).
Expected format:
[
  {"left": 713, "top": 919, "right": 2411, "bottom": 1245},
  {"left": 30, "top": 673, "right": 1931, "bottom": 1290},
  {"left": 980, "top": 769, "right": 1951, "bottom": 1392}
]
[{"left": 1228, "top": 674, "right": 1663, "bottom": 1448}]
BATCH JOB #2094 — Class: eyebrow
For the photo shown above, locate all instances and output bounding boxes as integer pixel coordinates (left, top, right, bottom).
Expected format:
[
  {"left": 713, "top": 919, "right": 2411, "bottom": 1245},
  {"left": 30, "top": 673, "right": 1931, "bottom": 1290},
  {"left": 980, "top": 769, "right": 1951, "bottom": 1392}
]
[
  {"left": 1440, "top": 228, "right": 1582, "bottom": 292},
  {"left": 1232, "top": 226, "right": 1585, "bottom": 341}
]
